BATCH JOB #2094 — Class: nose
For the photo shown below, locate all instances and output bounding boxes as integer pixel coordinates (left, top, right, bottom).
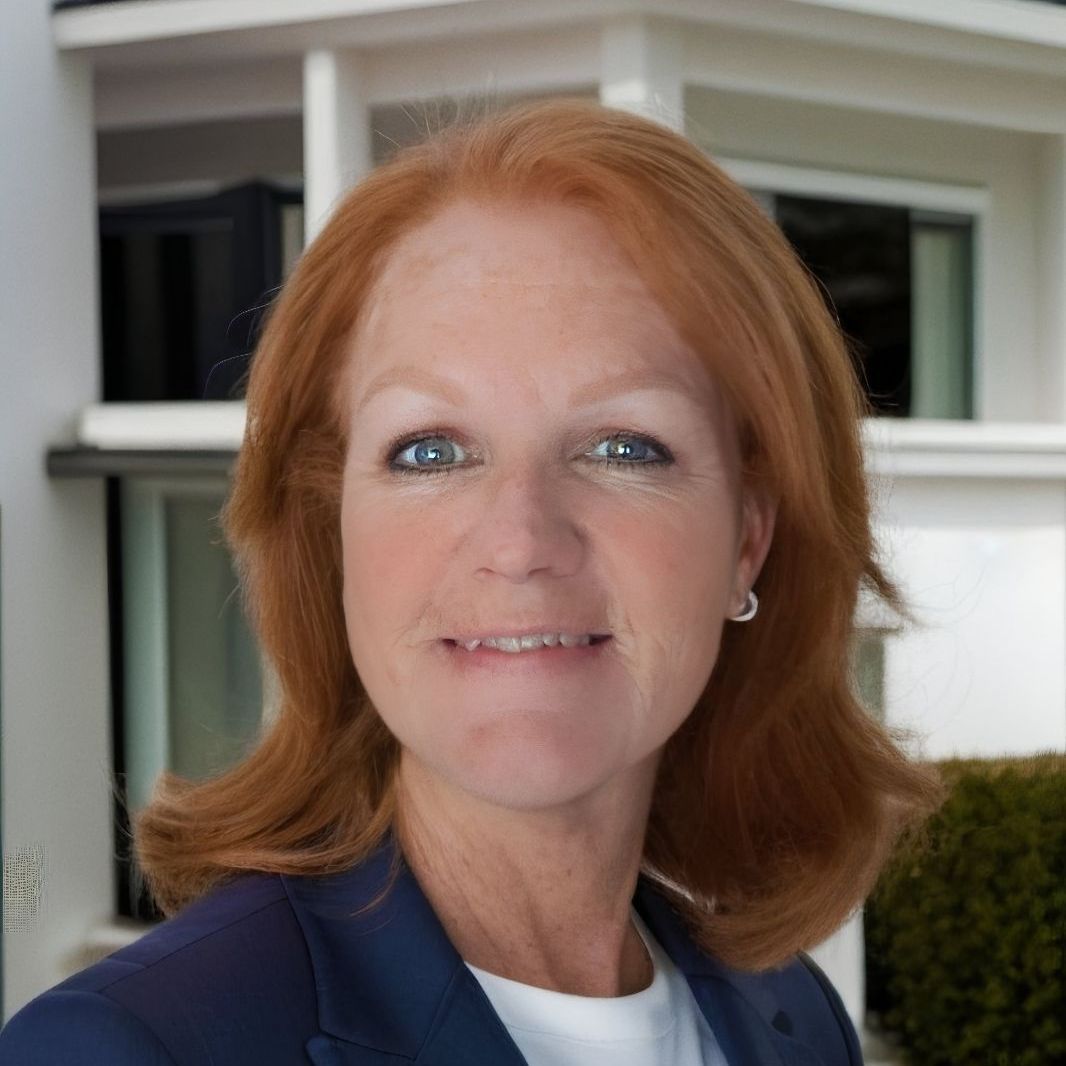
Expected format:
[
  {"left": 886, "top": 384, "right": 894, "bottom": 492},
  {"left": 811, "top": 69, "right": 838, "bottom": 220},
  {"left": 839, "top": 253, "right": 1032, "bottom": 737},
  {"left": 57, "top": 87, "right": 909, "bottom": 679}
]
[{"left": 472, "top": 461, "right": 586, "bottom": 582}]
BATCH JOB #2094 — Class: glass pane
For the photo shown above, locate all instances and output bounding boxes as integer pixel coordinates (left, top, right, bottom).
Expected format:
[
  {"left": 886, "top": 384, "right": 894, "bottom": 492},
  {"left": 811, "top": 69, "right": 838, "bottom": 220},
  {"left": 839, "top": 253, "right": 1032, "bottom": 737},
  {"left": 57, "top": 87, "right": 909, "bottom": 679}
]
[
  {"left": 910, "top": 220, "right": 973, "bottom": 419},
  {"left": 164, "top": 495, "right": 262, "bottom": 781},
  {"left": 101, "top": 224, "right": 234, "bottom": 402},
  {"left": 776, "top": 195, "right": 913, "bottom": 417},
  {"left": 850, "top": 630, "right": 885, "bottom": 721},
  {"left": 280, "top": 202, "right": 305, "bottom": 279},
  {"left": 119, "top": 482, "right": 266, "bottom": 920},
  {"left": 100, "top": 182, "right": 303, "bottom": 402}
]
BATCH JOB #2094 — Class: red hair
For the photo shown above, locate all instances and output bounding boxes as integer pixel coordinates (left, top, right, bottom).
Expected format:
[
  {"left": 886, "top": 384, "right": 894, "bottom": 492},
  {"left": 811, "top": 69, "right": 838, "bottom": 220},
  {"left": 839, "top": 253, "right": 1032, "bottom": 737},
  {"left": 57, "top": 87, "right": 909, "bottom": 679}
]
[{"left": 133, "top": 97, "right": 943, "bottom": 970}]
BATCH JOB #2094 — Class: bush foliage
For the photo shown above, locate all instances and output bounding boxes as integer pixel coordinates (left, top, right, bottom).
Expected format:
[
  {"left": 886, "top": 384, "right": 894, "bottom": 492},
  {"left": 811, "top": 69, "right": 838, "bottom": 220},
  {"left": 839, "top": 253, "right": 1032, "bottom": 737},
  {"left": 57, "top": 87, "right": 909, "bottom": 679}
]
[{"left": 864, "top": 753, "right": 1065, "bottom": 1066}]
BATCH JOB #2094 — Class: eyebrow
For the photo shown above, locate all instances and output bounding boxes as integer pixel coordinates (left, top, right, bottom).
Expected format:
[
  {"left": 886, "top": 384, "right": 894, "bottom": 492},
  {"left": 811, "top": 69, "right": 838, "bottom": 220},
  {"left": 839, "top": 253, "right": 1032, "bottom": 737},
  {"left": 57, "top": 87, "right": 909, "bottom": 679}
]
[{"left": 355, "top": 364, "right": 703, "bottom": 414}]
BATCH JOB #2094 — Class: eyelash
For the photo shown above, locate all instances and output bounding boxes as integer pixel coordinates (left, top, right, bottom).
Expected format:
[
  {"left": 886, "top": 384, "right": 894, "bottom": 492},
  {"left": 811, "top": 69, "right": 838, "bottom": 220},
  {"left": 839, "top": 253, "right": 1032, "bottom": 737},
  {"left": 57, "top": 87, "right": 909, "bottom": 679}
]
[{"left": 384, "top": 428, "right": 674, "bottom": 477}]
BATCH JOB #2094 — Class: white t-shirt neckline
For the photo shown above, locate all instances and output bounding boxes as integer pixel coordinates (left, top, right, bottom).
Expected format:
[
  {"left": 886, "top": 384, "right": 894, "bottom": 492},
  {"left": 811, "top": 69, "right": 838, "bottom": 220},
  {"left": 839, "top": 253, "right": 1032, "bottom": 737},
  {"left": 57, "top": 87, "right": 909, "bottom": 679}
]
[
  {"left": 465, "top": 908, "right": 684, "bottom": 1044},
  {"left": 465, "top": 908, "right": 728, "bottom": 1064}
]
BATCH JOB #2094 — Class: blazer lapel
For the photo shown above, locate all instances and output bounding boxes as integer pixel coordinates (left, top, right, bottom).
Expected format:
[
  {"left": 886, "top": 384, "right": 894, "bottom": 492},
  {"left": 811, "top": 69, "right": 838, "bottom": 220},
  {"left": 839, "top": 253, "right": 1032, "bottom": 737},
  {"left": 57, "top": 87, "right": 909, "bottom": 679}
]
[
  {"left": 284, "top": 835, "right": 827, "bottom": 1066},
  {"left": 301, "top": 973, "right": 524, "bottom": 1066},
  {"left": 633, "top": 878, "right": 830, "bottom": 1066},
  {"left": 282, "top": 835, "right": 527, "bottom": 1066}
]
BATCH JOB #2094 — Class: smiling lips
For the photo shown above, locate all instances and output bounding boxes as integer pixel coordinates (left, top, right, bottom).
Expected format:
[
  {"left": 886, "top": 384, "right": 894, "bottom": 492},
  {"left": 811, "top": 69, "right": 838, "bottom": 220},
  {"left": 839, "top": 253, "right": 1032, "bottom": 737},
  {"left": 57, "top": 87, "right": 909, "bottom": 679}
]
[{"left": 448, "top": 633, "right": 613, "bottom": 653}]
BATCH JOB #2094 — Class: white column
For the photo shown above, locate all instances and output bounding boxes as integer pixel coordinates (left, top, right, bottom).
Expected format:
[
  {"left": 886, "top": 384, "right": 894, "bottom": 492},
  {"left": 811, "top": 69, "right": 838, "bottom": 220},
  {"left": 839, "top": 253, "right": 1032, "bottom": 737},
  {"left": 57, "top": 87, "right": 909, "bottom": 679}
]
[
  {"left": 599, "top": 15, "right": 684, "bottom": 133},
  {"left": 808, "top": 911, "right": 866, "bottom": 1033},
  {"left": 1036, "top": 134, "right": 1066, "bottom": 422},
  {"left": 1, "top": 0, "right": 112, "bottom": 1016},
  {"left": 302, "top": 48, "right": 374, "bottom": 243}
]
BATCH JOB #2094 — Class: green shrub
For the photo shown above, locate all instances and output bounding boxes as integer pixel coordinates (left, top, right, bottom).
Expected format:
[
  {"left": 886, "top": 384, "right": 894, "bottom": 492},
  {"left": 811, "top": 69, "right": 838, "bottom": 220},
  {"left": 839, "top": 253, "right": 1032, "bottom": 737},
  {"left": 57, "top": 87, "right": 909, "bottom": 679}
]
[{"left": 864, "top": 753, "right": 1065, "bottom": 1066}]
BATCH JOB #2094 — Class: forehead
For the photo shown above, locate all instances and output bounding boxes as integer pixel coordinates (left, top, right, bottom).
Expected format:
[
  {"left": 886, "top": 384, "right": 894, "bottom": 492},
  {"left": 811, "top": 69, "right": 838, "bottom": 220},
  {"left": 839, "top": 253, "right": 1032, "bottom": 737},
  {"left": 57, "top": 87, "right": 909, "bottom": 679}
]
[
  {"left": 370, "top": 197, "right": 648, "bottom": 298},
  {"left": 344, "top": 197, "right": 723, "bottom": 414}
]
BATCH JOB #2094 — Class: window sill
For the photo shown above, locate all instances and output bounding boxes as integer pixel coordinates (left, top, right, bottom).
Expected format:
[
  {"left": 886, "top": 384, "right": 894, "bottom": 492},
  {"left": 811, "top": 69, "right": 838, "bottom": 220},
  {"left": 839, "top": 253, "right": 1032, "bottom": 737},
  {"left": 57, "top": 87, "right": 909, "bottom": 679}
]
[
  {"left": 47, "top": 405, "right": 1066, "bottom": 481},
  {"left": 862, "top": 418, "right": 1066, "bottom": 478}
]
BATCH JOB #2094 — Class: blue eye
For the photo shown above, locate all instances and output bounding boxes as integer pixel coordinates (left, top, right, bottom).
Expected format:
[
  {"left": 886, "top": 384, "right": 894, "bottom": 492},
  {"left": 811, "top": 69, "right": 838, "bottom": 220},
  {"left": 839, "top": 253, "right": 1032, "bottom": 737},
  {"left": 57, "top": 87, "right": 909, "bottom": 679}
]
[
  {"left": 386, "top": 431, "right": 672, "bottom": 476},
  {"left": 388, "top": 435, "right": 467, "bottom": 474},
  {"left": 589, "top": 435, "right": 670, "bottom": 466}
]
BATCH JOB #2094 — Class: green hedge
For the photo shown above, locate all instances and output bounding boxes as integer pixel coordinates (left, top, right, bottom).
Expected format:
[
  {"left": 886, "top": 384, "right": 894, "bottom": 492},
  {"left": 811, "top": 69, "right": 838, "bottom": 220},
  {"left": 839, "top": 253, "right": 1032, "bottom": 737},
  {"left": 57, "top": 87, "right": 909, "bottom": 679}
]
[{"left": 864, "top": 753, "right": 1065, "bottom": 1066}]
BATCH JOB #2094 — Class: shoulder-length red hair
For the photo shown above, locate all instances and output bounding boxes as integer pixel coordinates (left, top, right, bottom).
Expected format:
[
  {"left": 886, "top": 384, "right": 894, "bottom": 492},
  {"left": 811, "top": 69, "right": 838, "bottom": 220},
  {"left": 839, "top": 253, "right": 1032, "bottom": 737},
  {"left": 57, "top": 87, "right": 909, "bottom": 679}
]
[{"left": 133, "top": 97, "right": 942, "bottom": 970}]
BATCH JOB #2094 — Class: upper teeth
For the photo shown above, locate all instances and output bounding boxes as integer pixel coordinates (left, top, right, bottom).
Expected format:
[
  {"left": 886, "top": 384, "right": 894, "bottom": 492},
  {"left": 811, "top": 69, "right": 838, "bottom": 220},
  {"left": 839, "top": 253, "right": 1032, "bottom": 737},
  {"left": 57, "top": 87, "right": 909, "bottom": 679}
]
[{"left": 459, "top": 633, "right": 595, "bottom": 653}]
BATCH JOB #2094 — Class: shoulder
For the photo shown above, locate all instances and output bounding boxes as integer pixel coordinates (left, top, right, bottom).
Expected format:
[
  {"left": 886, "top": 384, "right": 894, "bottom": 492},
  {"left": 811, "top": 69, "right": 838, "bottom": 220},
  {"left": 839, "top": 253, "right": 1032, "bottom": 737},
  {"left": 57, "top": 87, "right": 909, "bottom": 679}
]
[
  {"left": 0, "top": 872, "right": 318, "bottom": 1066},
  {"left": 0, "top": 988, "right": 178, "bottom": 1065},
  {"left": 728, "top": 951, "right": 863, "bottom": 1066}
]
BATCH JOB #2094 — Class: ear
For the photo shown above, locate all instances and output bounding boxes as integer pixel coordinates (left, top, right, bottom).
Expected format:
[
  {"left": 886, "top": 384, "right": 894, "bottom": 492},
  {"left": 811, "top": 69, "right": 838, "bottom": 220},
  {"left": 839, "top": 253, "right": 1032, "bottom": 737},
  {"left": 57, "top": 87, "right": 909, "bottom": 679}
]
[{"left": 729, "top": 483, "right": 778, "bottom": 617}]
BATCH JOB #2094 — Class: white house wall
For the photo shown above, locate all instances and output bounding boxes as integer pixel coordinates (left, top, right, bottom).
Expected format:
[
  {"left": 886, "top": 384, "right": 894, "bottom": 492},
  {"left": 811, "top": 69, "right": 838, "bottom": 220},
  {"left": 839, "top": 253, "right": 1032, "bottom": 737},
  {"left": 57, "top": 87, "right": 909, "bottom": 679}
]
[
  {"left": 0, "top": 0, "right": 114, "bottom": 1018},
  {"left": 874, "top": 476, "right": 1066, "bottom": 759}
]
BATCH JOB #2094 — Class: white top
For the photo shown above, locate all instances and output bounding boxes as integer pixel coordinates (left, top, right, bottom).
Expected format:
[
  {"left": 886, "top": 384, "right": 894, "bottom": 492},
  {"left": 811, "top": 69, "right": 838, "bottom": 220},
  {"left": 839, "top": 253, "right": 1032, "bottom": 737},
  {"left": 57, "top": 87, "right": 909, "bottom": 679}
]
[{"left": 465, "top": 909, "right": 728, "bottom": 1066}]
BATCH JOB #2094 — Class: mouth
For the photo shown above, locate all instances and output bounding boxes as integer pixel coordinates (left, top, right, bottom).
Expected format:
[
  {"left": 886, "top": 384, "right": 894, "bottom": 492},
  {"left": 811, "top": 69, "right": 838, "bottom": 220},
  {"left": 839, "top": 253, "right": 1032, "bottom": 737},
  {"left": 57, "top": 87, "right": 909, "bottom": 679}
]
[
  {"left": 442, "top": 635, "right": 612, "bottom": 651},
  {"left": 439, "top": 634, "right": 613, "bottom": 667}
]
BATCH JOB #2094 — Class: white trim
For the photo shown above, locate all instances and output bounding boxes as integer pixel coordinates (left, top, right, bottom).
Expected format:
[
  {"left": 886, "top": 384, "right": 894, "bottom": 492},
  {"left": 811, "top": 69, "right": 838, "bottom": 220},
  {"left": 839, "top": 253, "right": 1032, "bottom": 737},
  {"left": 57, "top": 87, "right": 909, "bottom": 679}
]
[
  {"left": 53, "top": 0, "right": 1066, "bottom": 54},
  {"left": 682, "top": 21, "right": 1066, "bottom": 135},
  {"left": 862, "top": 418, "right": 1066, "bottom": 478},
  {"left": 76, "top": 402, "right": 247, "bottom": 451},
  {"left": 719, "top": 157, "right": 990, "bottom": 216},
  {"left": 68, "top": 402, "right": 1066, "bottom": 479},
  {"left": 785, "top": 0, "right": 1066, "bottom": 50},
  {"left": 53, "top": 0, "right": 491, "bottom": 49}
]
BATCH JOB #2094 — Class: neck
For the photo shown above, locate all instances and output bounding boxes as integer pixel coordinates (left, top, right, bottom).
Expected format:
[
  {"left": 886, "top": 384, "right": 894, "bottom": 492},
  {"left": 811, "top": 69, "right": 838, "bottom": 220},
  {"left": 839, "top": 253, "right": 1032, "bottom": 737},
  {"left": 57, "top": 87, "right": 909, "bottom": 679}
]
[{"left": 393, "top": 751, "right": 660, "bottom": 997}]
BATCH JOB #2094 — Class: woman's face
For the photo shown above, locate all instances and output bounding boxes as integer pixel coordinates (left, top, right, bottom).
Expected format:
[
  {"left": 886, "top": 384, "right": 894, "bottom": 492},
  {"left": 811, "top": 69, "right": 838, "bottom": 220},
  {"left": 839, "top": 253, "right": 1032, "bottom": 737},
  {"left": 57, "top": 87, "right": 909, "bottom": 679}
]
[{"left": 339, "top": 198, "right": 775, "bottom": 813}]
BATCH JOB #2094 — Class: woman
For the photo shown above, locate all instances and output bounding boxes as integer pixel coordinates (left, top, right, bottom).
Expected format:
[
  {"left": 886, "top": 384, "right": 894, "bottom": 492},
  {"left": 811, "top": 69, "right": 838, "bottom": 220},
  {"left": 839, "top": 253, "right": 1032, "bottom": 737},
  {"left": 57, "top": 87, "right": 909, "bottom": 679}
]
[{"left": 0, "top": 98, "right": 941, "bottom": 1065}]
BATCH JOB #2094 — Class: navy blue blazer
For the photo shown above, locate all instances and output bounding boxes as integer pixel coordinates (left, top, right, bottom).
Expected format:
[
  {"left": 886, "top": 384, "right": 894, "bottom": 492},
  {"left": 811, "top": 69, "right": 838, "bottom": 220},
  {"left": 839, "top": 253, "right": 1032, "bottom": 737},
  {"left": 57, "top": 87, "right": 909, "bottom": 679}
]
[{"left": 0, "top": 839, "right": 862, "bottom": 1065}]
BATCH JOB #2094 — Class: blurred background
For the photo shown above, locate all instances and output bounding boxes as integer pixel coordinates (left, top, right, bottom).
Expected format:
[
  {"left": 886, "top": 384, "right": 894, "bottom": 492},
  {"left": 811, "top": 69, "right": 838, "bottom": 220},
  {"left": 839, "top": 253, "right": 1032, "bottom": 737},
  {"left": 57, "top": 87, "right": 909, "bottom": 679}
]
[{"left": 2, "top": 0, "right": 1064, "bottom": 1062}]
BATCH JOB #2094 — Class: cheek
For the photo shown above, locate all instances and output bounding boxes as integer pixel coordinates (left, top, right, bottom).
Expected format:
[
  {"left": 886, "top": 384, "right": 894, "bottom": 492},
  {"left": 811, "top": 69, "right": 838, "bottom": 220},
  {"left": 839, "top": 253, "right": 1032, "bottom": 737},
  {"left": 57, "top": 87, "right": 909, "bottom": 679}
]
[
  {"left": 603, "top": 498, "right": 734, "bottom": 710},
  {"left": 342, "top": 487, "right": 441, "bottom": 600},
  {"left": 339, "top": 491, "right": 443, "bottom": 687},
  {"left": 612, "top": 497, "right": 735, "bottom": 622}
]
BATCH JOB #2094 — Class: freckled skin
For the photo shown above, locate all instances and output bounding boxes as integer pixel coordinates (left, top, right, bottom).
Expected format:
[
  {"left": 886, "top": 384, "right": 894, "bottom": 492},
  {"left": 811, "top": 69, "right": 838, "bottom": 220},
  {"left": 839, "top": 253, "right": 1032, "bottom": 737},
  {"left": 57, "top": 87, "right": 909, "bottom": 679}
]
[{"left": 339, "top": 197, "right": 775, "bottom": 816}]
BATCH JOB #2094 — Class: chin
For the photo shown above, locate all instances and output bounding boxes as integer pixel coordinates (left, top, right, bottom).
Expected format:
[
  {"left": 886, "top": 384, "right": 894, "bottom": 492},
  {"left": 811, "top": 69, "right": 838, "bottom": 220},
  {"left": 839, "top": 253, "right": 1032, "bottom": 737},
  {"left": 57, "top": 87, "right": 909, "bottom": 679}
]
[{"left": 424, "top": 731, "right": 626, "bottom": 812}]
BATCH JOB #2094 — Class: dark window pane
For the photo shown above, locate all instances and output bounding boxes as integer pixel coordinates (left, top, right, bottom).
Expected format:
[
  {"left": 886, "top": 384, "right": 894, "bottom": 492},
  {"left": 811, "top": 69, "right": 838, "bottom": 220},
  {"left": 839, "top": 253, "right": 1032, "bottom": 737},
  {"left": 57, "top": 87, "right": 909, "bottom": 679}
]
[
  {"left": 100, "top": 181, "right": 301, "bottom": 402},
  {"left": 776, "top": 195, "right": 913, "bottom": 416}
]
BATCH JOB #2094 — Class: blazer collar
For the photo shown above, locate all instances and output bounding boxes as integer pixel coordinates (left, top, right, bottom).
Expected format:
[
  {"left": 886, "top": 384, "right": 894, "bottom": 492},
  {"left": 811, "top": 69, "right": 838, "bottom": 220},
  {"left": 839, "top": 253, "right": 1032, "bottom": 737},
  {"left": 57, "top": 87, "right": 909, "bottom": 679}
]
[
  {"left": 282, "top": 834, "right": 826, "bottom": 1066},
  {"left": 632, "top": 881, "right": 827, "bottom": 1066}
]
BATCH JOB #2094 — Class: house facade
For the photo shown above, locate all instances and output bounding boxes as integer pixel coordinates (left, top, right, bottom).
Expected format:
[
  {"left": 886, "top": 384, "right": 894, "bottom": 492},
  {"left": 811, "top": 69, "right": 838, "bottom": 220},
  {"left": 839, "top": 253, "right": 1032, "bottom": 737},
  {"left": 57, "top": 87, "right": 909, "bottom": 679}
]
[{"left": 2, "top": 0, "right": 1065, "bottom": 1043}]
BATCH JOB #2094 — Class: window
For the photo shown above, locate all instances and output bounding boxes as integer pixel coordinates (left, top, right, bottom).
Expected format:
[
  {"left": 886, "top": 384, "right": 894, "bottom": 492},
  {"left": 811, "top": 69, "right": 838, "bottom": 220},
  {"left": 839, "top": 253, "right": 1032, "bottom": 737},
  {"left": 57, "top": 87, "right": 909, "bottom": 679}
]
[
  {"left": 738, "top": 158, "right": 980, "bottom": 423},
  {"left": 100, "top": 181, "right": 303, "bottom": 402},
  {"left": 114, "top": 478, "right": 271, "bottom": 920},
  {"left": 98, "top": 181, "right": 303, "bottom": 918},
  {"left": 763, "top": 192, "right": 974, "bottom": 420}
]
